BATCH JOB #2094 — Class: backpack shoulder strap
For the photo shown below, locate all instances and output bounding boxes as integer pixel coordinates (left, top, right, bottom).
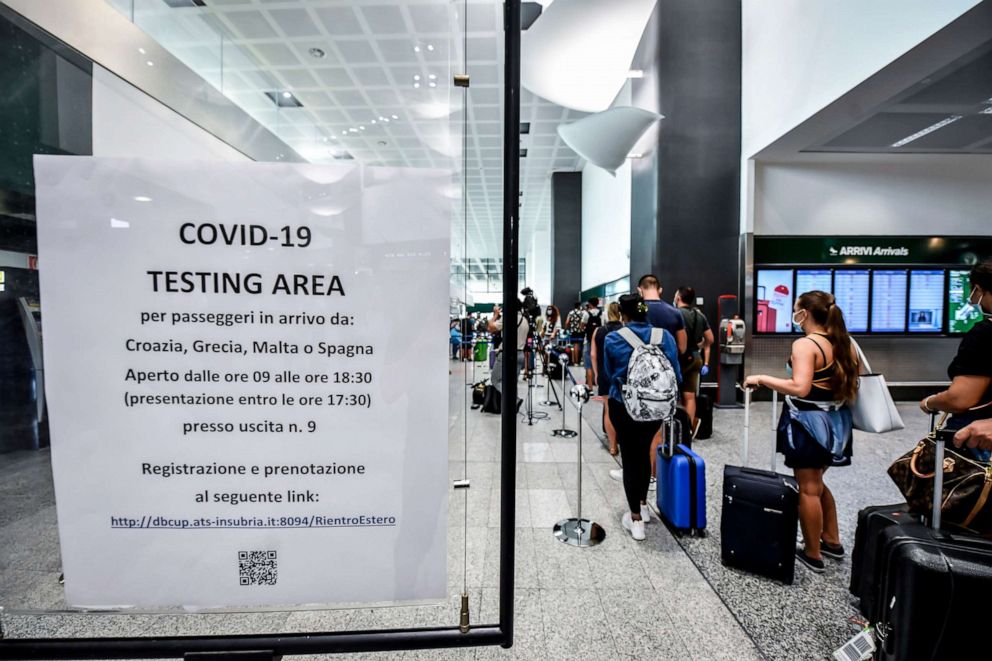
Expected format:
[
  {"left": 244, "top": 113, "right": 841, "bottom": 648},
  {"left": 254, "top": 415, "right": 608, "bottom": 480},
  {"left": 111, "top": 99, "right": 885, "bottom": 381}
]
[
  {"left": 618, "top": 327, "right": 643, "bottom": 349},
  {"left": 649, "top": 328, "right": 664, "bottom": 346}
]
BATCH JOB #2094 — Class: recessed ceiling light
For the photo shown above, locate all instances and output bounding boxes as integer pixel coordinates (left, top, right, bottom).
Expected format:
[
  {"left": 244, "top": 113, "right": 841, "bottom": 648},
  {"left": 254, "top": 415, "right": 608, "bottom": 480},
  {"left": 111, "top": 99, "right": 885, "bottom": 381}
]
[
  {"left": 428, "top": 74, "right": 437, "bottom": 80},
  {"left": 146, "top": 60, "right": 154, "bottom": 66},
  {"left": 427, "top": 44, "right": 434, "bottom": 52},
  {"left": 264, "top": 91, "right": 303, "bottom": 108},
  {"left": 414, "top": 74, "right": 421, "bottom": 81},
  {"left": 392, "top": 114, "right": 399, "bottom": 120},
  {"left": 308, "top": 47, "right": 326, "bottom": 59},
  {"left": 371, "top": 119, "right": 377, "bottom": 124},
  {"left": 429, "top": 82, "right": 437, "bottom": 88},
  {"left": 890, "top": 115, "right": 963, "bottom": 147},
  {"left": 138, "top": 47, "right": 146, "bottom": 55},
  {"left": 133, "top": 196, "right": 152, "bottom": 202},
  {"left": 414, "top": 45, "right": 421, "bottom": 53},
  {"left": 359, "top": 125, "right": 365, "bottom": 130},
  {"left": 414, "top": 82, "right": 421, "bottom": 88}
]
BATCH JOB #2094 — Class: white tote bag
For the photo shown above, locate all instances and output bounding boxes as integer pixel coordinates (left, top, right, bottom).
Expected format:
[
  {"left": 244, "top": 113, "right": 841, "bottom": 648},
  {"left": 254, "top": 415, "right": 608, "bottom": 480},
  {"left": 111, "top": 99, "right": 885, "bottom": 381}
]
[{"left": 849, "top": 339, "right": 904, "bottom": 433}]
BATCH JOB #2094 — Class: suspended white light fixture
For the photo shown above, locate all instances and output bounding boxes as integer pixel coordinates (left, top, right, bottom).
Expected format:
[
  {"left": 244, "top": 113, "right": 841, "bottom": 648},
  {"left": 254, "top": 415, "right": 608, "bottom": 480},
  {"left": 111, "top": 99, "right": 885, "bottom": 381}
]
[
  {"left": 558, "top": 106, "right": 662, "bottom": 175},
  {"left": 522, "top": 0, "right": 657, "bottom": 112}
]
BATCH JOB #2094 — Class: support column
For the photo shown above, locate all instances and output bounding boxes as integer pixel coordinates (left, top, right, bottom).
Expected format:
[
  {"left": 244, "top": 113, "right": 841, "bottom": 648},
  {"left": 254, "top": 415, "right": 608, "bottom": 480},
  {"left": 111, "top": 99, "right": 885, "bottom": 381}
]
[
  {"left": 631, "top": 0, "right": 742, "bottom": 334},
  {"left": 550, "top": 171, "right": 582, "bottom": 311}
]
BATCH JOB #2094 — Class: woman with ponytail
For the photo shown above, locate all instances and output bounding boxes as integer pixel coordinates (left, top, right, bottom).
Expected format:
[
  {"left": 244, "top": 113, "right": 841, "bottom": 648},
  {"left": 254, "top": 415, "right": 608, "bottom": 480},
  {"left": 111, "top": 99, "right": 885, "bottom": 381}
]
[{"left": 744, "top": 290, "right": 859, "bottom": 573}]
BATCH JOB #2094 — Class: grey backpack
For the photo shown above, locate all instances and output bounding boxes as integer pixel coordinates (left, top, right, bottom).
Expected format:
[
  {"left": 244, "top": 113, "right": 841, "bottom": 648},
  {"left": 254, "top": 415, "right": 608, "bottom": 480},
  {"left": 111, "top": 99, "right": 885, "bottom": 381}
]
[{"left": 618, "top": 327, "right": 678, "bottom": 422}]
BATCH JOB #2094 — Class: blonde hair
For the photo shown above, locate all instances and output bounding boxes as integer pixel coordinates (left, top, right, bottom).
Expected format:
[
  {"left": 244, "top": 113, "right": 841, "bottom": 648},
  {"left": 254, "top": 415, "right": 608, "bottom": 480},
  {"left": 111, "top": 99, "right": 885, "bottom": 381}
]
[{"left": 607, "top": 302, "right": 621, "bottom": 322}]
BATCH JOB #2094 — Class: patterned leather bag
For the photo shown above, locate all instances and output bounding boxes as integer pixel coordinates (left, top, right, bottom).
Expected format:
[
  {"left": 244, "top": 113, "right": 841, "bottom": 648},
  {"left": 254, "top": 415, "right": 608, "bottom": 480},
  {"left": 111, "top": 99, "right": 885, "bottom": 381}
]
[{"left": 888, "top": 414, "right": 992, "bottom": 536}]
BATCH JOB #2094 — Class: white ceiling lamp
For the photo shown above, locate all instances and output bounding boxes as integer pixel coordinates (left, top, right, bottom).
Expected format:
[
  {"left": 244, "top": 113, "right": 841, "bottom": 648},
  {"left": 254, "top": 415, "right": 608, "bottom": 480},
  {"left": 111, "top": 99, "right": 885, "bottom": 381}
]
[
  {"left": 558, "top": 106, "right": 662, "bottom": 175},
  {"left": 522, "top": 0, "right": 657, "bottom": 113}
]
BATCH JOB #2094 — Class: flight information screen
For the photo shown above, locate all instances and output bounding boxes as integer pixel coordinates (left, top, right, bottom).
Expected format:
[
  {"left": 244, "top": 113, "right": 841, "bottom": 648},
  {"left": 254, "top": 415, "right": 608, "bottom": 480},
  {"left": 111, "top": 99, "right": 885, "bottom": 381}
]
[
  {"left": 755, "top": 269, "right": 795, "bottom": 333},
  {"left": 948, "top": 269, "right": 983, "bottom": 334},
  {"left": 871, "top": 270, "right": 908, "bottom": 332},
  {"left": 908, "top": 270, "right": 945, "bottom": 332},
  {"left": 834, "top": 270, "right": 870, "bottom": 333},
  {"left": 796, "top": 269, "right": 832, "bottom": 297}
]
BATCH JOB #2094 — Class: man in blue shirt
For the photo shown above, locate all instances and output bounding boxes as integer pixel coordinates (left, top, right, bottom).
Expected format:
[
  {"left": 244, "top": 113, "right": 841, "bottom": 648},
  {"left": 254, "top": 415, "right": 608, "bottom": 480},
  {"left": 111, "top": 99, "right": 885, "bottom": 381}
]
[
  {"left": 622, "top": 275, "right": 687, "bottom": 490},
  {"left": 603, "top": 294, "right": 681, "bottom": 540},
  {"left": 638, "top": 274, "right": 687, "bottom": 354}
]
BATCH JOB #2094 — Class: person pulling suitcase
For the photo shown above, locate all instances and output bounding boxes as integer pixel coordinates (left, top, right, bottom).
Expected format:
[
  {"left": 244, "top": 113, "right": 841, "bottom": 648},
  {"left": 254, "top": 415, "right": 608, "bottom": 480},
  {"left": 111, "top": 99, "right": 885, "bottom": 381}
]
[
  {"left": 602, "top": 294, "right": 682, "bottom": 541},
  {"left": 742, "top": 290, "right": 859, "bottom": 572}
]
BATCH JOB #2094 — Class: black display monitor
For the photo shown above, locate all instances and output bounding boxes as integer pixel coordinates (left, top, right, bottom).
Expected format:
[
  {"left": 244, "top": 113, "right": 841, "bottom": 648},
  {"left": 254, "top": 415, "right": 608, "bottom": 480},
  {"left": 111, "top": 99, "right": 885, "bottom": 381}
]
[
  {"left": 948, "top": 269, "right": 983, "bottom": 334},
  {"left": 870, "top": 270, "right": 908, "bottom": 333},
  {"left": 755, "top": 269, "right": 795, "bottom": 334},
  {"left": 834, "top": 270, "right": 870, "bottom": 333},
  {"left": 796, "top": 269, "right": 832, "bottom": 297},
  {"left": 908, "top": 270, "right": 944, "bottom": 332}
]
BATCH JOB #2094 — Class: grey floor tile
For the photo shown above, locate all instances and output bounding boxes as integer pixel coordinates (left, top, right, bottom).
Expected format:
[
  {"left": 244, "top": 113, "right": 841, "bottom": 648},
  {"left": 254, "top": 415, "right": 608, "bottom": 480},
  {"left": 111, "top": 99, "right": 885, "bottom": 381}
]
[
  {"left": 538, "top": 588, "right": 618, "bottom": 659},
  {"left": 597, "top": 588, "right": 691, "bottom": 660}
]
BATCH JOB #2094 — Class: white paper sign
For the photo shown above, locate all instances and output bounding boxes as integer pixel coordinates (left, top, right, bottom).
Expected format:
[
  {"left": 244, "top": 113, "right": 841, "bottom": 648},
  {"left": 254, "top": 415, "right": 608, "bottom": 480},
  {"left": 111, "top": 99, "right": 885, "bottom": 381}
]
[{"left": 33, "top": 156, "right": 450, "bottom": 608}]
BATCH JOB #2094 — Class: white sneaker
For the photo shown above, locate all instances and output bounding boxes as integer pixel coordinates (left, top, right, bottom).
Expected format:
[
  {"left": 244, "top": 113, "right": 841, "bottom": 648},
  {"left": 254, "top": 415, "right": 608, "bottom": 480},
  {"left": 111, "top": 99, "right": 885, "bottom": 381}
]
[
  {"left": 609, "top": 468, "right": 623, "bottom": 481},
  {"left": 622, "top": 512, "right": 646, "bottom": 541},
  {"left": 648, "top": 476, "right": 657, "bottom": 491},
  {"left": 640, "top": 504, "right": 653, "bottom": 524}
]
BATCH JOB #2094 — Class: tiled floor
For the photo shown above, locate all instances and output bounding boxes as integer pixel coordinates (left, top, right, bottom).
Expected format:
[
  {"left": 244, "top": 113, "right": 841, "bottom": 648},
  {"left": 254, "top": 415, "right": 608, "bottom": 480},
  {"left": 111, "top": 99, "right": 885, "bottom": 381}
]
[{"left": 2, "top": 360, "right": 924, "bottom": 659}]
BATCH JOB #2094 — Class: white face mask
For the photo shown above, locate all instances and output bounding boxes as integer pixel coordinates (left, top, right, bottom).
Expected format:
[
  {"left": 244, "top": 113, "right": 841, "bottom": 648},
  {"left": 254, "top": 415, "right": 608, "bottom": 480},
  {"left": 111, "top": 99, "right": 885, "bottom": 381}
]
[
  {"left": 969, "top": 287, "right": 992, "bottom": 318},
  {"left": 792, "top": 310, "right": 806, "bottom": 329}
]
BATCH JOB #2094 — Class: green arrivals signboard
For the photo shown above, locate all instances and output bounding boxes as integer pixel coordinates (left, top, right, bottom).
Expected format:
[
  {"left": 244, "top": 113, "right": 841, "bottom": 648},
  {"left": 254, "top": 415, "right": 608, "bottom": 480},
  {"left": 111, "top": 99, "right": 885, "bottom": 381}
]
[{"left": 755, "top": 236, "right": 992, "bottom": 266}]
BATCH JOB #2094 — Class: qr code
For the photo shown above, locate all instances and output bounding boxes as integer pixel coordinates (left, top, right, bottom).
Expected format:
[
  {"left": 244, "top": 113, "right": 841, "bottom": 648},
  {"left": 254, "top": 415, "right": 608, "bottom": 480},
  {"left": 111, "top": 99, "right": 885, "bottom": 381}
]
[{"left": 238, "top": 550, "right": 277, "bottom": 586}]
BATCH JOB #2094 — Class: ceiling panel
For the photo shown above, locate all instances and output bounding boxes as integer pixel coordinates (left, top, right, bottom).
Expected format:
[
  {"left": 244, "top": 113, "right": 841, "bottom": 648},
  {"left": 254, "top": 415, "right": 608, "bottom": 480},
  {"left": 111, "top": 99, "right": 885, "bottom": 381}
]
[{"left": 103, "top": 0, "right": 583, "bottom": 271}]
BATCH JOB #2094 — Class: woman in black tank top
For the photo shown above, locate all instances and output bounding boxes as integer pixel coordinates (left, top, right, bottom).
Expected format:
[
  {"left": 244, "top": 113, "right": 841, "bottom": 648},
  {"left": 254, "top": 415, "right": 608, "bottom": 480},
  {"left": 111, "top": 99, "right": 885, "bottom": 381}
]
[{"left": 744, "top": 291, "right": 860, "bottom": 573}]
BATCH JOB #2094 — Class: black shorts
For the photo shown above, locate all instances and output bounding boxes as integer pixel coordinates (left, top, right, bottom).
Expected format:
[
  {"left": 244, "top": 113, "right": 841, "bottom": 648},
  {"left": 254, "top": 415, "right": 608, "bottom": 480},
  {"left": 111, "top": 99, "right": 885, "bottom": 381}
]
[{"left": 775, "top": 405, "right": 852, "bottom": 470}]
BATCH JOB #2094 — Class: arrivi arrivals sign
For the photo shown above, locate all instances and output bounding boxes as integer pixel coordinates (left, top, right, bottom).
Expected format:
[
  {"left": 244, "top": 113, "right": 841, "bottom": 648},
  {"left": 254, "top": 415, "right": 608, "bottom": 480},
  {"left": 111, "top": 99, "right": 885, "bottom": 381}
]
[{"left": 34, "top": 156, "right": 450, "bottom": 608}]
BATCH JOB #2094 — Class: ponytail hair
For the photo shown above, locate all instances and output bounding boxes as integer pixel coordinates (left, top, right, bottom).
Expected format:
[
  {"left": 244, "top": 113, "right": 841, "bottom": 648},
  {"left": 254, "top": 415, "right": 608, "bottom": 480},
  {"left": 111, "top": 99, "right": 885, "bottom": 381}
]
[{"left": 796, "top": 290, "right": 859, "bottom": 401}]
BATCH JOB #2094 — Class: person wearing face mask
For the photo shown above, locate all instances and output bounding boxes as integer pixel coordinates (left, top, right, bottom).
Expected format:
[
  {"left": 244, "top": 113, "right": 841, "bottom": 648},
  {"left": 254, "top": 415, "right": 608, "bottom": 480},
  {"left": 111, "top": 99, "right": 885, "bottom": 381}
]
[
  {"left": 743, "top": 291, "right": 859, "bottom": 573},
  {"left": 921, "top": 261, "right": 992, "bottom": 462},
  {"left": 542, "top": 304, "right": 562, "bottom": 343}
]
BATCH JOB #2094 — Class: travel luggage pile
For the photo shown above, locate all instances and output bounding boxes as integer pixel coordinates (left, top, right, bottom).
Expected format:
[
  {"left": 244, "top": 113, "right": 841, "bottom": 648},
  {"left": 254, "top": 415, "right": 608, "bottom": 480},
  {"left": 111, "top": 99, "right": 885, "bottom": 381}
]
[
  {"left": 695, "top": 392, "right": 713, "bottom": 439},
  {"left": 849, "top": 414, "right": 992, "bottom": 660},
  {"left": 720, "top": 387, "right": 799, "bottom": 584},
  {"left": 656, "top": 417, "right": 706, "bottom": 535}
]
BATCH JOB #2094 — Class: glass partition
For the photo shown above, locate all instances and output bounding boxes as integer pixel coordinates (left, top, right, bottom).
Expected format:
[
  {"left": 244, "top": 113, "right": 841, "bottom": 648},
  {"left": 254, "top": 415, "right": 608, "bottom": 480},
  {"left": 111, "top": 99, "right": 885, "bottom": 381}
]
[{"left": 0, "top": 0, "right": 510, "bottom": 650}]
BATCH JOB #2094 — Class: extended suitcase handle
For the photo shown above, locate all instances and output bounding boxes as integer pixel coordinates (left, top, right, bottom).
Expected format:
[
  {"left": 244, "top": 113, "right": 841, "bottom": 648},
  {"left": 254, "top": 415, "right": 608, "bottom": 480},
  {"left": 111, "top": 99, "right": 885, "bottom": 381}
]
[
  {"left": 738, "top": 382, "right": 779, "bottom": 472},
  {"left": 928, "top": 411, "right": 950, "bottom": 530}
]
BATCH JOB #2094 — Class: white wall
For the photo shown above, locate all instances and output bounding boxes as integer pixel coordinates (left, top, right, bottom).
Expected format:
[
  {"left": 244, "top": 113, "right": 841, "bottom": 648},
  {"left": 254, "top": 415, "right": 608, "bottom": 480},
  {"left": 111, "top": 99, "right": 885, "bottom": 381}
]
[
  {"left": 527, "top": 228, "right": 551, "bottom": 302},
  {"left": 92, "top": 66, "right": 249, "bottom": 161},
  {"left": 755, "top": 155, "right": 992, "bottom": 236},
  {"left": 742, "top": 0, "right": 979, "bottom": 160},
  {"left": 581, "top": 162, "right": 631, "bottom": 291}
]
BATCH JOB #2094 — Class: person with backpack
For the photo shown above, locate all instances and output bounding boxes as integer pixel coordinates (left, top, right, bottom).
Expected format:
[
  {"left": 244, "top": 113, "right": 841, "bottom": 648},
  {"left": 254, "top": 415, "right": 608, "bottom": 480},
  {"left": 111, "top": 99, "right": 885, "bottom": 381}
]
[
  {"left": 591, "top": 302, "right": 623, "bottom": 455},
  {"left": 603, "top": 293, "right": 681, "bottom": 541},
  {"left": 564, "top": 301, "right": 585, "bottom": 365},
  {"left": 582, "top": 297, "right": 603, "bottom": 387},
  {"left": 675, "top": 286, "right": 714, "bottom": 430}
]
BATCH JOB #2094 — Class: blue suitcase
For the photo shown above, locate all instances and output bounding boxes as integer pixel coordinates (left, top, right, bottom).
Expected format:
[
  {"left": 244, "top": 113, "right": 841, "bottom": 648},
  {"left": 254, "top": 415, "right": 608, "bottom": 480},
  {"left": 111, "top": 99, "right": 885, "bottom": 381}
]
[{"left": 656, "top": 440, "right": 706, "bottom": 534}]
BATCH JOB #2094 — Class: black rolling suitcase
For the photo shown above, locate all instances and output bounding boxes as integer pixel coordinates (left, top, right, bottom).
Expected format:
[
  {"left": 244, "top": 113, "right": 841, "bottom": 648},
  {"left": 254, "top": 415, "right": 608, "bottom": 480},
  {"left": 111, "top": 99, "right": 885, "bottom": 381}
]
[
  {"left": 848, "top": 503, "right": 911, "bottom": 617},
  {"left": 720, "top": 387, "right": 799, "bottom": 584},
  {"left": 851, "top": 414, "right": 992, "bottom": 660},
  {"left": 695, "top": 392, "right": 713, "bottom": 440}
]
